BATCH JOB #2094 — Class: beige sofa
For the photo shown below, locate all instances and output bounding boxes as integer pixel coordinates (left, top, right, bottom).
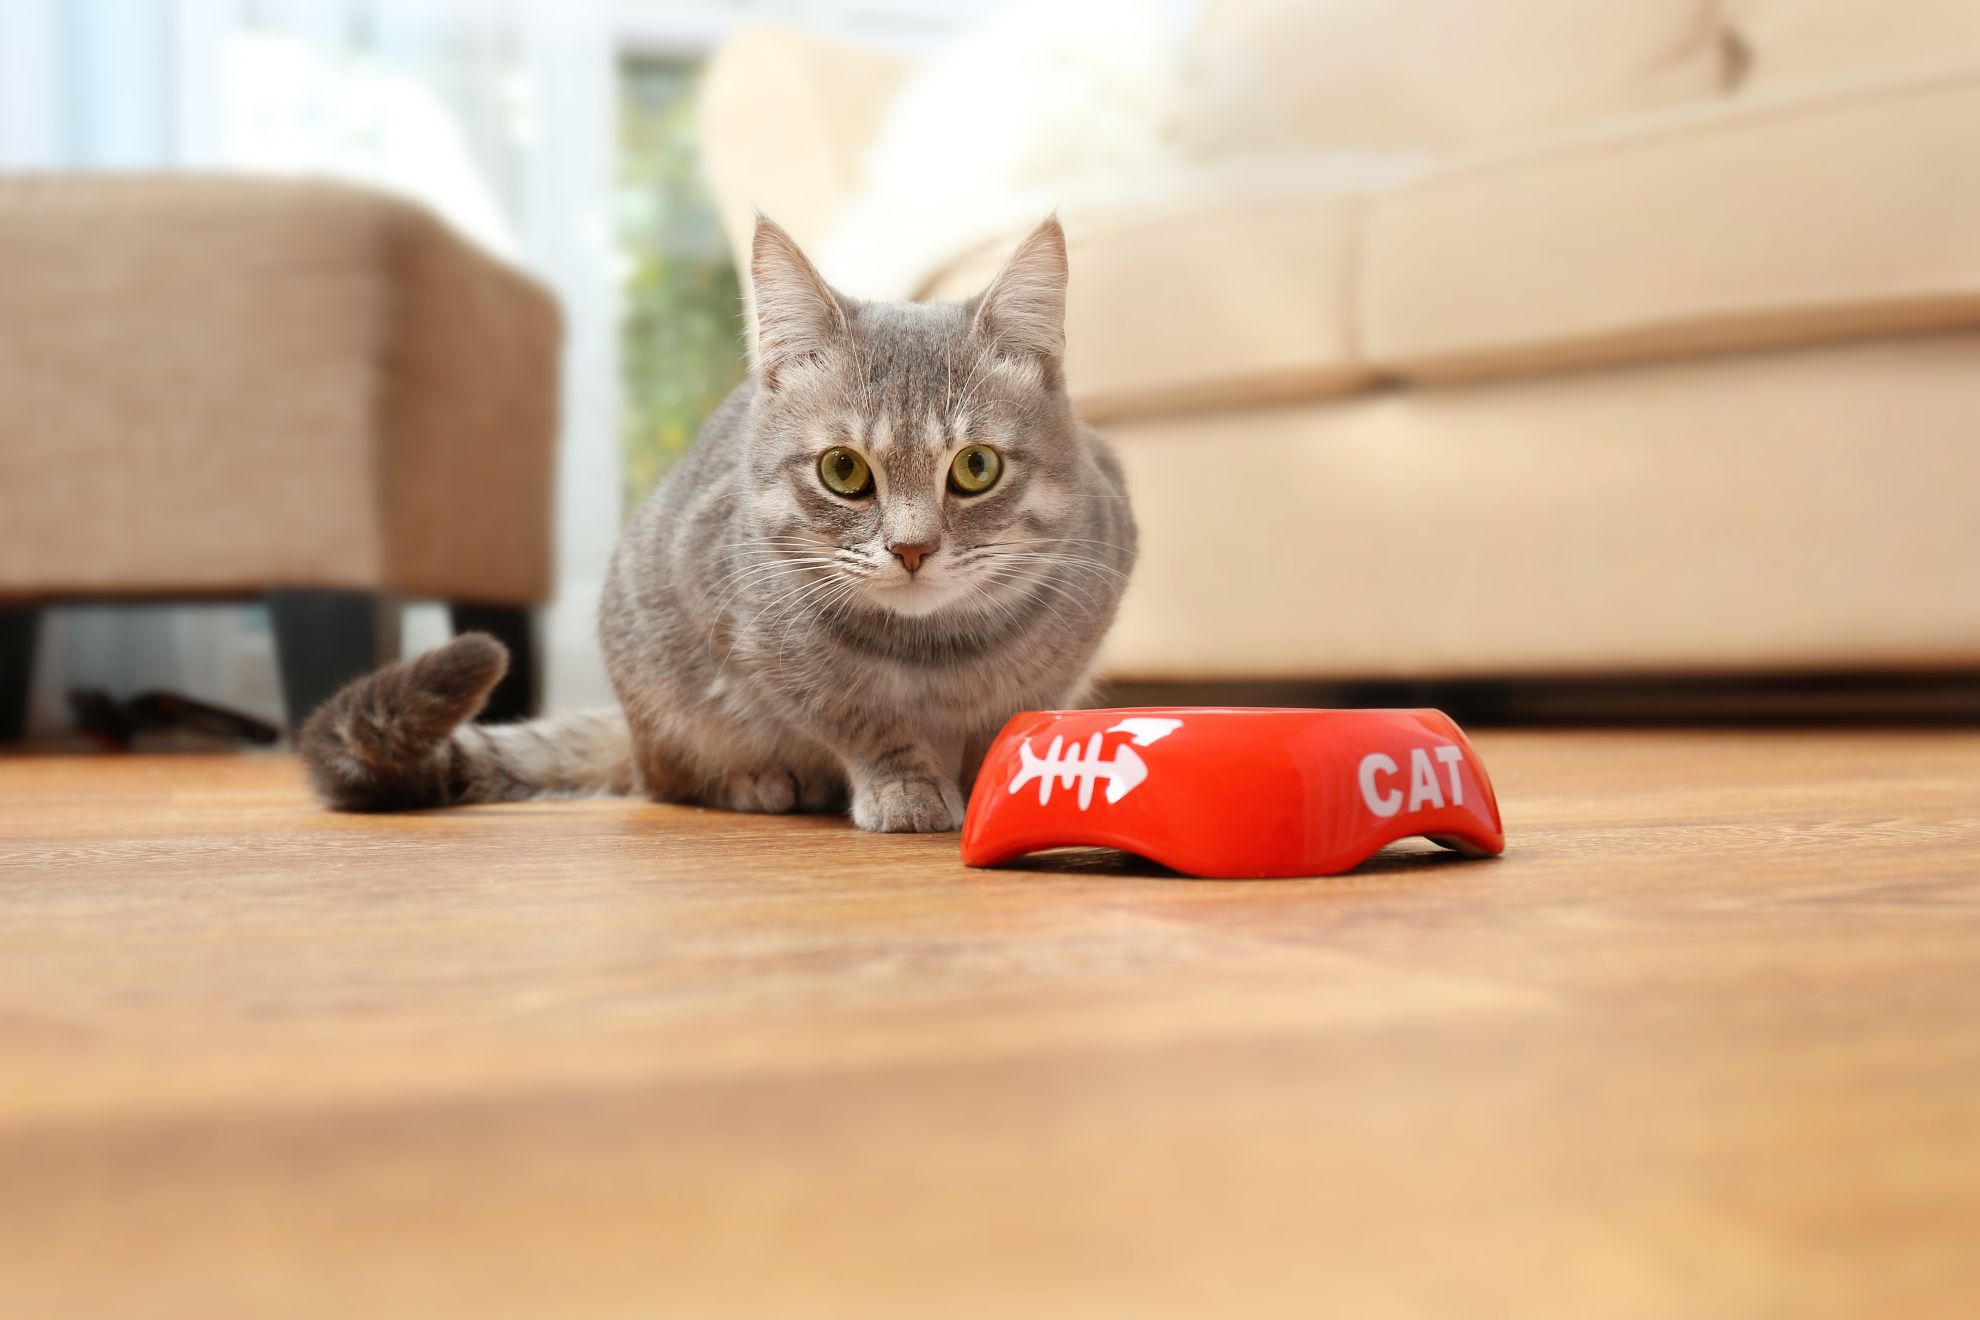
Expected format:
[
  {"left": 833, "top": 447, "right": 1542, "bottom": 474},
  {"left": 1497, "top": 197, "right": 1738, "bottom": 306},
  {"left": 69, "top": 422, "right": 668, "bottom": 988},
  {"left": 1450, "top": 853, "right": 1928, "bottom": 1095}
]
[{"left": 700, "top": 0, "right": 1980, "bottom": 683}]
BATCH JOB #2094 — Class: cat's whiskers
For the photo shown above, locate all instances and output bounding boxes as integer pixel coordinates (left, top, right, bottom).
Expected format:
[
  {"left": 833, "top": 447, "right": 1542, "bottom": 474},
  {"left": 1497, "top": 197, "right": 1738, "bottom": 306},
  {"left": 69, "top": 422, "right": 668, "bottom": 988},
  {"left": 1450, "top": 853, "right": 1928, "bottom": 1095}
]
[
  {"left": 748, "top": 559, "right": 871, "bottom": 632},
  {"left": 717, "top": 568, "right": 839, "bottom": 669},
  {"left": 700, "top": 539, "right": 837, "bottom": 583},
  {"left": 984, "top": 549, "right": 1133, "bottom": 586},
  {"left": 702, "top": 548, "right": 834, "bottom": 581},
  {"left": 701, "top": 555, "right": 840, "bottom": 616},
  {"left": 957, "top": 573, "right": 1031, "bottom": 640},
  {"left": 773, "top": 574, "right": 870, "bottom": 669},
  {"left": 753, "top": 563, "right": 881, "bottom": 674},
  {"left": 971, "top": 543, "right": 1129, "bottom": 577},
  {"left": 945, "top": 354, "right": 991, "bottom": 431},
  {"left": 1018, "top": 568, "right": 1119, "bottom": 620},
  {"left": 973, "top": 564, "right": 1089, "bottom": 614},
  {"left": 701, "top": 560, "right": 848, "bottom": 662},
  {"left": 714, "top": 547, "right": 889, "bottom": 651},
  {"left": 973, "top": 534, "right": 1134, "bottom": 553},
  {"left": 973, "top": 558, "right": 1112, "bottom": 619}
]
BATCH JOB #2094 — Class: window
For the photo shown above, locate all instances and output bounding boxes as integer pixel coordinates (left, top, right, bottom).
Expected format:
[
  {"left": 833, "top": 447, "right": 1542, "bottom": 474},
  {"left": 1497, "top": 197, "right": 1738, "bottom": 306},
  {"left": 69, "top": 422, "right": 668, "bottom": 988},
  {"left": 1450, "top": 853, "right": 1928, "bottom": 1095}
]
[{"left": 616, "top": 58, "right": 747, "bottom": 512}]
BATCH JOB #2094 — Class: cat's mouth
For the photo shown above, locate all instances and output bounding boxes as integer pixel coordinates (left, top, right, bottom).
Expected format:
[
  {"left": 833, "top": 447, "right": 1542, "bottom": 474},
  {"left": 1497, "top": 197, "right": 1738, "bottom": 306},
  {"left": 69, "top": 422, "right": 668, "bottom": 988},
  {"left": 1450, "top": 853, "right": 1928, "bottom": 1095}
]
[{"left": 865, "top": 563, "right": 968, "bottom": 619}]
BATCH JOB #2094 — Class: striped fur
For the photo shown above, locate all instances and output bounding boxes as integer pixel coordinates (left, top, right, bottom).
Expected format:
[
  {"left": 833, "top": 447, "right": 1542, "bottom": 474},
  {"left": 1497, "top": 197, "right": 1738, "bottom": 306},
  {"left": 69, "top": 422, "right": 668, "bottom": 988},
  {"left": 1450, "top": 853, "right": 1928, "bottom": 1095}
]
[
  {"left": 301, "top": 217, "right": 1136, "bottom": 831},
  {"left": 298, "top": 634, "right": 633, "bottom": 810}
]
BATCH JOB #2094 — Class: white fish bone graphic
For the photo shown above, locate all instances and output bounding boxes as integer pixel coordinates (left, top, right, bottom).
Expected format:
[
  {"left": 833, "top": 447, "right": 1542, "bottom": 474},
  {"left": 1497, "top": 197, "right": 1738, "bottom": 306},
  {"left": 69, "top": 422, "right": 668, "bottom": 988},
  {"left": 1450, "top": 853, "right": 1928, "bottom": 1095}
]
[
  {"left": 1008, "top": 733, "right": 1149, "bottom": 809},
  {"left": 1107, "top": 717, "right": 1182, "bottom": 747}
]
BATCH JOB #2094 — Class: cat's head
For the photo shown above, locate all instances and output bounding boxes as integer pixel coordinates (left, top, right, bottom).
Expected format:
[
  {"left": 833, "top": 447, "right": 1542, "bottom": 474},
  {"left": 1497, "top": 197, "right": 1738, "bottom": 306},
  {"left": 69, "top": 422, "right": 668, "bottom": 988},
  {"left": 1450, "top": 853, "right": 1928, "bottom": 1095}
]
[{"left": 741, "top": 216, "right": 1091, "bottom": 620}]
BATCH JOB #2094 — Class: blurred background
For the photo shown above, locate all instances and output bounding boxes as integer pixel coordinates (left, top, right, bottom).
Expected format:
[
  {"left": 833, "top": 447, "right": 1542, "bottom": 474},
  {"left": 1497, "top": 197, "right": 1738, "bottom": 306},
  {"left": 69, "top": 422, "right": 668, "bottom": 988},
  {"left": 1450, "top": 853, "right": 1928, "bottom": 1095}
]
[{"left": 3, "top": 0, "right": 1978, "bottom": 744}]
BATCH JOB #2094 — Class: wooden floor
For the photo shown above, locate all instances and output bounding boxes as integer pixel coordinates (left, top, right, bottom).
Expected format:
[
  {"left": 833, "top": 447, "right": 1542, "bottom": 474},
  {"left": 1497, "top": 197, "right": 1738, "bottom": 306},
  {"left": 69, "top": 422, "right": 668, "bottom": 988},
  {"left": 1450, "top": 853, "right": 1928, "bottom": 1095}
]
[{"left": 2, "top": 730, "right": 1977, "bottom": 1319}]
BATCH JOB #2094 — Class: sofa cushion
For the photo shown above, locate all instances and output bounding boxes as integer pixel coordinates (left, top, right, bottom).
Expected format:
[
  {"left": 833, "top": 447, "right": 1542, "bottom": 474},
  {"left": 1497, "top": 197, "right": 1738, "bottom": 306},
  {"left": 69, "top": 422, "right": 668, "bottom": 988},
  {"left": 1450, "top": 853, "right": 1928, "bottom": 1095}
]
[
  {"left": 927, "top": 184, "right": 1371, "bottom": 421},
  {"left": 1729, "top": 0, "right": 1980, "bottom": 92},
  {"left": 1362, "top": 65, "right": 1980, "bottom": 380},
  {"left": 1099, "top": 334, "right": 1980, "bottom": 681},
  {"left": 1190, "top": 0, "right": 1726, "bottom": 156}
]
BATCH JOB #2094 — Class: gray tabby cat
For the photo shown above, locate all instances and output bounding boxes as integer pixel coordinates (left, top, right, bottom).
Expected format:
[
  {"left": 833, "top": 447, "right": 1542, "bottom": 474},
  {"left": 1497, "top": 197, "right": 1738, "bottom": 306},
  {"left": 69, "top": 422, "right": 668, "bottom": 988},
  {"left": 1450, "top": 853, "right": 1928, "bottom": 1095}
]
[{"left": 299, "top": 216, "right": 1137, "bottom": 832}]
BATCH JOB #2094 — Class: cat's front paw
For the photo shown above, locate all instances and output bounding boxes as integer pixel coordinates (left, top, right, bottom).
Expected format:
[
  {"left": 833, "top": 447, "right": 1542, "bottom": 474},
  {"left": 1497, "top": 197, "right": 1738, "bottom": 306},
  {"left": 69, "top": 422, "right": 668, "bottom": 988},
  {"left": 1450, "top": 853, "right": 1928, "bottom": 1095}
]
[
  {"left": 710, "top": 768, "right": 802, "bottom": 814},
  {"left": 851, "top": 776, "right": 965, "bottom": 833}
]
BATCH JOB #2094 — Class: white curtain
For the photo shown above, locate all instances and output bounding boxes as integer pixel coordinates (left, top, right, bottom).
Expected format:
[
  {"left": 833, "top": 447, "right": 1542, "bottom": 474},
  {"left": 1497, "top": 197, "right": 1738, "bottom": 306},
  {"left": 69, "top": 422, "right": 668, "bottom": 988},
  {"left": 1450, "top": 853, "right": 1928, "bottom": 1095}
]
[{"left": 0, "top": 0, "right": 623, "bottom": 731}]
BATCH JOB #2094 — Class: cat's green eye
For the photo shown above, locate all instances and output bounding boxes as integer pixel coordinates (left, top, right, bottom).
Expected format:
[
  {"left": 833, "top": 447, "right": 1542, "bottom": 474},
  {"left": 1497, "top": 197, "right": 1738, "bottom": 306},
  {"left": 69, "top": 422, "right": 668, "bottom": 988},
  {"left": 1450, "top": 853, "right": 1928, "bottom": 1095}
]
[
  {"left": 949, "top": 444, "right": 1003, "bottom": 495},
  {"left": 818, "top": 446, "right": 874, "bottom": 498}
]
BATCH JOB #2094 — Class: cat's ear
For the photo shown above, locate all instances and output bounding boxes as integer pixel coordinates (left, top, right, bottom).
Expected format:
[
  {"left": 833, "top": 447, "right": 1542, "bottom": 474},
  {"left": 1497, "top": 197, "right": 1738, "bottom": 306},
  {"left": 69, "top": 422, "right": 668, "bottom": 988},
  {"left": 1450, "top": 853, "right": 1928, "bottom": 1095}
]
[
  {"left": 750, "top": 216, "right": 849, "bottom": 390},
  {"left": 971, "top": 216, "right": 1068, "bottom": 376}
]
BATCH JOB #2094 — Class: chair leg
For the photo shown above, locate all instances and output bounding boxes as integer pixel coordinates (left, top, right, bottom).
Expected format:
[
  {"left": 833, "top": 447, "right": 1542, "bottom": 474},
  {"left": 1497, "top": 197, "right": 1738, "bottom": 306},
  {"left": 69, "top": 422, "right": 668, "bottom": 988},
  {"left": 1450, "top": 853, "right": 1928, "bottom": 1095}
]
[
  {"left": 0, "top": 605, "right": 40, "bottom": 743},
  {"left": 267, "top": 589, "right": 401, "bottom": 734},
  {"left": 447, "top": 602, "right": 539, "bottom": 724}
]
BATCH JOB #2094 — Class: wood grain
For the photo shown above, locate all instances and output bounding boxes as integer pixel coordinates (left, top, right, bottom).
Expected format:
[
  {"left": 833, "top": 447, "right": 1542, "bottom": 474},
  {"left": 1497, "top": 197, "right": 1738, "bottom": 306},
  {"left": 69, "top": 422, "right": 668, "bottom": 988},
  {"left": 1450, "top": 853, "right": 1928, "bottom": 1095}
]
[{"left": 1, "top": 731, "right": 1977, "bottom": 1318}]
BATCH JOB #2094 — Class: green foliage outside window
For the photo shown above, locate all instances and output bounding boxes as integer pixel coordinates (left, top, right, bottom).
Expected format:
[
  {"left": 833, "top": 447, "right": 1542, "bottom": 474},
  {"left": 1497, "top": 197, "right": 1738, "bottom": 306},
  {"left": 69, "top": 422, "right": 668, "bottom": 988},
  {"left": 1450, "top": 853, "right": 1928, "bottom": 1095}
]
[{"left": 618, "top": 59, "right": 747, "bottom": 511}]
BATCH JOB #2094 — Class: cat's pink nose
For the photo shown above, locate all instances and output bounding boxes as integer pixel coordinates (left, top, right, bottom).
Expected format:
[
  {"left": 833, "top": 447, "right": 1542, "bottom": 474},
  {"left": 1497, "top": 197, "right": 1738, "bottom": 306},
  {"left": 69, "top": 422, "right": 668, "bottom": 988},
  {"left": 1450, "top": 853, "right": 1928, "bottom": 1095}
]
[{"left": 890, "top": 541, "right": 937, "bottom": 573}]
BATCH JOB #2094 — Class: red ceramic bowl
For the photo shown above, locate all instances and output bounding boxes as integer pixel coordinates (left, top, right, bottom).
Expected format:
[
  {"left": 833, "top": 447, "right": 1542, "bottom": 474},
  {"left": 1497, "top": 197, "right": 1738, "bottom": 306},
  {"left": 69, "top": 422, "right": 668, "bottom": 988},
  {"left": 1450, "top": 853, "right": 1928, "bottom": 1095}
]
[{"left": 960, "top": 707, "right": 1504, "bottom": 878}]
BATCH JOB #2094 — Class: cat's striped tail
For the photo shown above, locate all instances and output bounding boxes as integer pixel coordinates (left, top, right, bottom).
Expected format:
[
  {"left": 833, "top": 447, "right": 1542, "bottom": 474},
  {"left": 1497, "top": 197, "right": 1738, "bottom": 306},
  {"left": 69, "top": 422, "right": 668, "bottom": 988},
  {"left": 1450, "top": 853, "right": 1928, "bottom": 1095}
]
[{"left": 298, "top": 633, "right": 634, "bottom": 811}]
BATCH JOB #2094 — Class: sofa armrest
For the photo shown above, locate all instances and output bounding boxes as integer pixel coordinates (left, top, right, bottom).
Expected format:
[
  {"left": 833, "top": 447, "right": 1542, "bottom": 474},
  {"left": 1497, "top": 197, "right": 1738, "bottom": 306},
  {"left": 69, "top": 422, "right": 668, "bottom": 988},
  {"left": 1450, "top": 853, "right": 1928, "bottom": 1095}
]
[
  {"left": 377, "top": 198, "right": 561, "bottom": 604},
  {"left": 698, "top": 25, "right": 914, "bottom": 268},
  {"left": 0, "top": 175, "right": 559, "bottom": 605}
]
